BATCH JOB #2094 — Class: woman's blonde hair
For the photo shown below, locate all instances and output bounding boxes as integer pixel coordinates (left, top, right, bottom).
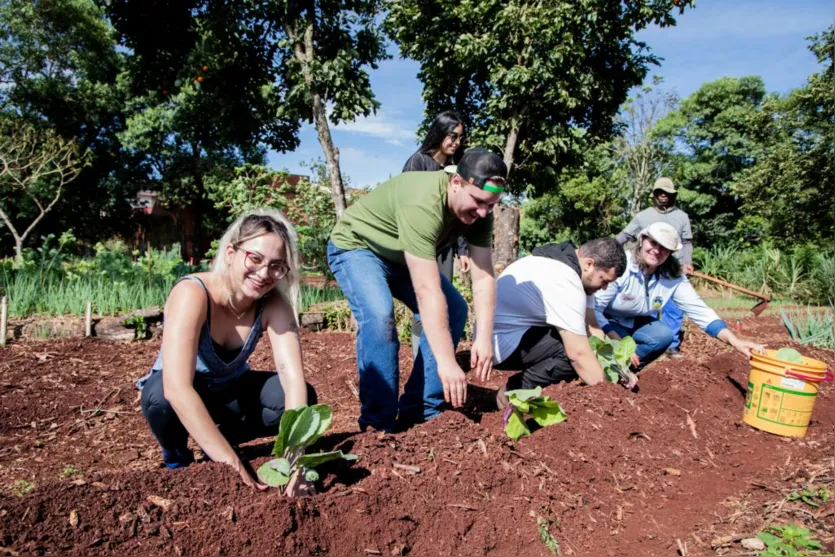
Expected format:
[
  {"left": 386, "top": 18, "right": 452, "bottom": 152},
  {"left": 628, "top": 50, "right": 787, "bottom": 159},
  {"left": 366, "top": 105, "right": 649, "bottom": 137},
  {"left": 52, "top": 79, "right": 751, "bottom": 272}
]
[{"left": 212, "top": 208, "right": 301, "bottom": 317}]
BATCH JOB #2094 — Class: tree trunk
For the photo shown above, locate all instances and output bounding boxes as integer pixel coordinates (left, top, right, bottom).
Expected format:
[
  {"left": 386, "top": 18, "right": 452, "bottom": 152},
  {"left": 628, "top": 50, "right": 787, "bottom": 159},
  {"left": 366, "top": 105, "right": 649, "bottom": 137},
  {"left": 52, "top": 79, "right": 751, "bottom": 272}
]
[
  {"left": 288, "top": 19, "right": 347, "bottom": 219},
  {"left": 492, "top": 120, "right": 522, "bottom": 273},
  {"left": 492, "top": 205, "right": 520, "bottom": 275},
  {"left": 311, "top": 93, "right": 347, "bottom": 218}
]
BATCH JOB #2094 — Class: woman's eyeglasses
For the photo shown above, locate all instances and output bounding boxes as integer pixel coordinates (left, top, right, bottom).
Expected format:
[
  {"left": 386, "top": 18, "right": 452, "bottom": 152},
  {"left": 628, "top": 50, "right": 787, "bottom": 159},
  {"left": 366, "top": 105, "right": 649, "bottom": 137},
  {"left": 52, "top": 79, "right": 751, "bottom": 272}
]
[
  {"left": 235, "top": 247, "right": 289, "bottom": 279},
  {"left": 448, "top": 131, "right": 465, "bottom": 143}
]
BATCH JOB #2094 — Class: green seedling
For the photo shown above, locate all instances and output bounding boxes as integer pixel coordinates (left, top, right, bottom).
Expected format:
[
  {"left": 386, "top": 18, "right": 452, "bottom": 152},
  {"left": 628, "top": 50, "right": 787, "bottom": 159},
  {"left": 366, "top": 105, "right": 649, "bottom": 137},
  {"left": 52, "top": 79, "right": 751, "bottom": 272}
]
[
  {"left": 774, "top": 347, "right": 805, "bottom": 364},
  {"left": 756, "top": 523, "right": 825, "bottom": 556},
  {"left": 10, "top": 479, "right": 34, "bottom": 497},
  {"left": 536, "top": 513, "right": 561, "bottom": 556},
  {"left": 61, "top": 465, "right": 81, "bottom": 478},
  {"left": 503, "top": 387, "right": 567, "bottom": 441},
  {"left": 589, "top": 335, "right": 638, "bottom": 386},
  {"left": 256, "top": 404, "right": 356, "bottom": 491},
  {"left": 786, "top": 487, "right": 831, "bottom": 508}
]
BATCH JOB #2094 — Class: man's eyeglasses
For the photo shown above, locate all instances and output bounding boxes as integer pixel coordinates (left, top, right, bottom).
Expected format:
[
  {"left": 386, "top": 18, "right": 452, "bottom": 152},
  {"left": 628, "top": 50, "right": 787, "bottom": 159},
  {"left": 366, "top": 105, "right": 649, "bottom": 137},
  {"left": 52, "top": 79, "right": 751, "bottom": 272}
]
[
  {"left": 234, "top": 247, "right": 289, "bottom": 279},
  {"left": 448, "top": 131, "right": 465, "bottom": 143}
]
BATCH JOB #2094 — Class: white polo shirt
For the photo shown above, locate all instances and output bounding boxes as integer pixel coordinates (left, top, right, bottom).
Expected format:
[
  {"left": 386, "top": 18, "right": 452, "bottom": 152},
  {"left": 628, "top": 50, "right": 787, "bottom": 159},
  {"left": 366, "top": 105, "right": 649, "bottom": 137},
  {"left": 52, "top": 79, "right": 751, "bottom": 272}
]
[{"left": 490, "top": 255, "right": 592, "bottom": 364}]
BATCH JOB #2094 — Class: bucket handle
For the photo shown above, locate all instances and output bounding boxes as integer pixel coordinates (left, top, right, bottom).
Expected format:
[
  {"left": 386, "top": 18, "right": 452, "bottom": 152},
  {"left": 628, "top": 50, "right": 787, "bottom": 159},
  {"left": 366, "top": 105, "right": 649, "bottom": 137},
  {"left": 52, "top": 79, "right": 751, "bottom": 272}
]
[{"left": 785, "top": 369, "right": 834, "bottom": 383}]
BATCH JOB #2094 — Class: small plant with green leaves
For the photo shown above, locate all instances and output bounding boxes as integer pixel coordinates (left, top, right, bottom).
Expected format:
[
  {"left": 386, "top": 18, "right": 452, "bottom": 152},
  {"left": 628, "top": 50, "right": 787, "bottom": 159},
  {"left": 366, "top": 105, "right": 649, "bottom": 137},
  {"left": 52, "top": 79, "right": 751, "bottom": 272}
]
[
  {"left": 535, "top": 512, "right": 561, "bottom": 556},
  {"left": 10, "top": 479, "right": 34, "bottom": 497},
  {"left": 256, "top": 404, "right": 356, "bottom": 492},
  {"left": 589, "top": 335, "right": 638, "bottom": 387},
  {"left": 122, "top": 315, "right": 149, "bottom": 340},
  {"left": 756, "top": 524, "right": 825, "bottom": 556},
  {"left": 786, "top": 487, "right": 831, "bottom": 508},
  {"left": 781, "top": 306, "right": 835, "bottom": 350},
  {"left": 503, "top": 387, "right": 567, "bottom": 441},
  {"left": 61, "top": 465, "right": 81, "bottom": 478}
]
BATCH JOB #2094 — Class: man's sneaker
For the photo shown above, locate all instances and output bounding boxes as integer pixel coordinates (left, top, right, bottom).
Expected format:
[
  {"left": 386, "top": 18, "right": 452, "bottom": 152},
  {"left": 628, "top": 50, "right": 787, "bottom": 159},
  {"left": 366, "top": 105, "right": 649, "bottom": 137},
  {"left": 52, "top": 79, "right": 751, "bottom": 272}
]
[
  {"left": 161, "top": 447, "right": 195, "bottom": 469},
  {"left": 666, "top": 348, "right": 684, "bottom": 359}
]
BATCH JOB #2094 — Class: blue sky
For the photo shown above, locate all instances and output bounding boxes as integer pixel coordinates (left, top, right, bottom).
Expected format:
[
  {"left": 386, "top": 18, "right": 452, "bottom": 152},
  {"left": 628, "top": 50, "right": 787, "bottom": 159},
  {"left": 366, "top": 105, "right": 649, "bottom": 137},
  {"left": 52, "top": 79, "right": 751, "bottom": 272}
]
[{"left": 268, "top": 0, "right": 834, "bottom": 189}]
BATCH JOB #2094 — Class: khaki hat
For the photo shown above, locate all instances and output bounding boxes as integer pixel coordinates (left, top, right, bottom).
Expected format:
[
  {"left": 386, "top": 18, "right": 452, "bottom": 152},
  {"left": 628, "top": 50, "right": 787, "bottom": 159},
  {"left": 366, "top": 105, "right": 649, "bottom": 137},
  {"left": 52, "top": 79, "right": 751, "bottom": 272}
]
[
  {"left": 639, "top": 222, "right": 682, "bottom": 252},
  {"left": 652, "top": 177, "right": 677, "bottom": 194}
]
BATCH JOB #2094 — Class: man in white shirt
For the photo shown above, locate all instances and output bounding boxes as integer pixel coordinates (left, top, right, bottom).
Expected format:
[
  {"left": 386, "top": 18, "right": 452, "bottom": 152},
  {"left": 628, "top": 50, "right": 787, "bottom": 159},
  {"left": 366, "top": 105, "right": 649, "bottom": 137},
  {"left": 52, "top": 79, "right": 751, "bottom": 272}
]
[{"left": 490, "top": 238, "right": 627, "bottom": 408}]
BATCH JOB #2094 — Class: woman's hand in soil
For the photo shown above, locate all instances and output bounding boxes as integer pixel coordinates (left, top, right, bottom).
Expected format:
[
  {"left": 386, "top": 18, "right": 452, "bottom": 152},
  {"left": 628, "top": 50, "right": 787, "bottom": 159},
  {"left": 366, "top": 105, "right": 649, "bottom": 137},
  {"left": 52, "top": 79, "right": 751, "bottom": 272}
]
[
  {"left": 284, "top": 470, "right": 316, "bottom": 498},
  {"left": 438, "top": 361, "right": 467, "bottom": 407},
  {"left": 230, "top": 458, "right": 267, "bottom": 492},
  {"left": 470, "top": 335, "right": 494, "bottom": 382},
  {"left": 731, "top": 338, "right": 766, "bottom": 358}
]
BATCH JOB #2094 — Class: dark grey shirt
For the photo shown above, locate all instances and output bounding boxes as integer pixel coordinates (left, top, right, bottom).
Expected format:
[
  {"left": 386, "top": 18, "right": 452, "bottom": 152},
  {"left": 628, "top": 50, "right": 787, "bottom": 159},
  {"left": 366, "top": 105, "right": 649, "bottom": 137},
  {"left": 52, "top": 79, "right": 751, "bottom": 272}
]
[{"left": 616, "top": 206, "right": 693, "bottom": 264}]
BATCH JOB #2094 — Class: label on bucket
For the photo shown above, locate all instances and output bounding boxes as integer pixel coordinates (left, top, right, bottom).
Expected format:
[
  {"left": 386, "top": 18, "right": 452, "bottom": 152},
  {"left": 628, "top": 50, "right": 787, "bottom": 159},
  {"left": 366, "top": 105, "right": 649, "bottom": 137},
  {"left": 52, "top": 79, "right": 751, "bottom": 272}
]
[{"left": 780, "top": 377, "right": 806, "bottom": 390}]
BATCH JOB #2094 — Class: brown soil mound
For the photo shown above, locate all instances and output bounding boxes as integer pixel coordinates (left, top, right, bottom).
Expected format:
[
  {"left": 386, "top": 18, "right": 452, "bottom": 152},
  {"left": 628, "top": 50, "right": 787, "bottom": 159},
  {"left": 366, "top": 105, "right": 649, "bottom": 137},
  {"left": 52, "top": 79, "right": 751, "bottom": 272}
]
[{"left": 0, "top": 317, "right": 832, "bottom": 556}]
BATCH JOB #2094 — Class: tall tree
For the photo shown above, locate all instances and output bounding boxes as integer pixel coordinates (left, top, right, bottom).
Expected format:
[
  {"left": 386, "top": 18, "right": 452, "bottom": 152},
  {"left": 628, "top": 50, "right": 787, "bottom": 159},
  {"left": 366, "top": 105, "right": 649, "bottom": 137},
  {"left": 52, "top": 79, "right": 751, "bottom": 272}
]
[
  {"left": 654, "top": 76, "right": 767, "bottom": 245},
  {"left": 109, "top": 0, "right": 303, "bottom": 256},
  {"left": 385, "top": 0, "right": 691, "bottom": 195},
  {"left": 0, "top": 0, "right": 142, "bottom": 251},
  {"left": 734, "top": 26, "right": 835, "bottom": 248},
  {"left": 0, "top": 121, "right": 89, "bottom": 260},
  {"left": 613, "top": 76, "right": 679, "bottom": 216},
  {"left": 276, "top": 0, "right": 388, "bottom": 218}
]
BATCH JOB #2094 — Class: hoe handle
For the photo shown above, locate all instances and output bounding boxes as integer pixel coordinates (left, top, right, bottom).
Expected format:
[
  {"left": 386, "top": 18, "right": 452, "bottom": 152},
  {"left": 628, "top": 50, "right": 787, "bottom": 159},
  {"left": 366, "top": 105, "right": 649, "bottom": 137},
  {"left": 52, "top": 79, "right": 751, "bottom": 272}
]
[{"left": 690, "top": 271, "right": 771, "bottom": 302}]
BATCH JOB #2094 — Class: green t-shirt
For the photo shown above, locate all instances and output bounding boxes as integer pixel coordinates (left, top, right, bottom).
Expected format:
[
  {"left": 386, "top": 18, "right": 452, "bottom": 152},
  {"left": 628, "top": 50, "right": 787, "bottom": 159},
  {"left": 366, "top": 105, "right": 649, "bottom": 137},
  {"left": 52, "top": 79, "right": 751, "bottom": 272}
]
[{"left": 330, "top": 170, "right": 493, "bottom": 265}]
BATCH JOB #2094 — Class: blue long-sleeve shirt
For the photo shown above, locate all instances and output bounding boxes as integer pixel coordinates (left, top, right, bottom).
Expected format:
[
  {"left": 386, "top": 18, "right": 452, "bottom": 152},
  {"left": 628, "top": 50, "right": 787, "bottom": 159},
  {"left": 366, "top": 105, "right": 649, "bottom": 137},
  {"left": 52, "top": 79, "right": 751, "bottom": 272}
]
[{"left": 594, "top": 253, "right": 727, "bottom": 337}]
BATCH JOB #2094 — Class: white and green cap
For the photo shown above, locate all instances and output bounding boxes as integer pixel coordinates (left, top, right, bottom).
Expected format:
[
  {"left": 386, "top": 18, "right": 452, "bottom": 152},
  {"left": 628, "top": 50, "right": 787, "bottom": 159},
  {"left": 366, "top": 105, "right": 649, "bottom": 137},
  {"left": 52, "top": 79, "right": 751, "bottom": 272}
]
[
  {"left": 639, "top": 222, "right": 682, "bottom": 252},
  {"left": 444, "top": 147, "right": 508, "bottom": 194}
]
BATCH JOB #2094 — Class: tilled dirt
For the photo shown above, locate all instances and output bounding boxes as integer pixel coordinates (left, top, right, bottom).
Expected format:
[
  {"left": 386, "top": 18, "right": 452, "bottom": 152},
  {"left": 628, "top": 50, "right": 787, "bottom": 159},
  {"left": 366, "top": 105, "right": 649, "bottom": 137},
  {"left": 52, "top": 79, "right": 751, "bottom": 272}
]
[{"left": 0, "top": 316, "right": 833, "bottom": 556}]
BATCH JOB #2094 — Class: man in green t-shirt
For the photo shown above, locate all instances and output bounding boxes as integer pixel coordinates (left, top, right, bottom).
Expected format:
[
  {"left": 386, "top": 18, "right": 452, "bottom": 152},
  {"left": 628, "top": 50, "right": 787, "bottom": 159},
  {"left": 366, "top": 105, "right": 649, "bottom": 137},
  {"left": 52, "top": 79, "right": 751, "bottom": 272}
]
[{"left": 328, "top": 147, "right": 507, "bottom": 432}]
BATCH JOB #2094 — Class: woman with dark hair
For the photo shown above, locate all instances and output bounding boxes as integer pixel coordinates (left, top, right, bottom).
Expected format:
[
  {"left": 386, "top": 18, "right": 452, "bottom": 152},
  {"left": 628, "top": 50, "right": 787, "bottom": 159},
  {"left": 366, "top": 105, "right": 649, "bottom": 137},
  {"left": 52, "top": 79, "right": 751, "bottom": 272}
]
[
  {"left": 594, "top": 222, "right": 762, "bottom": 370},
  {"left": 403, "top": 110, "right": 465, "bottom": 172},
  {"left": 402, "top": 111, "right": 470, "bottom": 358}
]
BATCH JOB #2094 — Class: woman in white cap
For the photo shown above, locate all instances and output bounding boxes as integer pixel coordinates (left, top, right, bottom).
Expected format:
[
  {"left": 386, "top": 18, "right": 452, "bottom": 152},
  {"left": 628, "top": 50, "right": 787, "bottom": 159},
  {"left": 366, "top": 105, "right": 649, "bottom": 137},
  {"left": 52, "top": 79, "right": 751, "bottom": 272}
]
[{"left": 594, "top": 222, "right": 762, "bottom": 369}]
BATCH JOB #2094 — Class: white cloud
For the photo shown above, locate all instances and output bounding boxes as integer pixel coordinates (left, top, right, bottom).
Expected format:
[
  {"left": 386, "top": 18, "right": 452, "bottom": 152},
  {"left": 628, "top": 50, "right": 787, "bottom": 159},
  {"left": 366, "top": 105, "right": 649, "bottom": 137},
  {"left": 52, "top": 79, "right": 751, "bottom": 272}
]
[{"left": 333, "top": 109, "right": 418, "bottom": 146}]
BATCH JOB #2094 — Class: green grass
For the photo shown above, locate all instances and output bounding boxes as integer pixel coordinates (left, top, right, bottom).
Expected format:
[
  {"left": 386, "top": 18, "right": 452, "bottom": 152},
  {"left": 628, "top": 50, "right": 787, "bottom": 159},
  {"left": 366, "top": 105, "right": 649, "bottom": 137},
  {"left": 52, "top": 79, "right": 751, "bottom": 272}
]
[
  {"left": 780, "top": 306, "right": 835, "bottom": 349},
  {"left": 1, "top": 270, "right": 345, "bottom": 318}
]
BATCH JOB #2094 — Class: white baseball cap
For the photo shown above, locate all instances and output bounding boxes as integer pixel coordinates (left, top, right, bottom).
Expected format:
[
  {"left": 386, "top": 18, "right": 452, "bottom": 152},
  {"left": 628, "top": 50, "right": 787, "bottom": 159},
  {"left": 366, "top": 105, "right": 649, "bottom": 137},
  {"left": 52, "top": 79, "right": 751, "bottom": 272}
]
[{"left": 639, "top": 222, "right": 683, "bottom": 252}]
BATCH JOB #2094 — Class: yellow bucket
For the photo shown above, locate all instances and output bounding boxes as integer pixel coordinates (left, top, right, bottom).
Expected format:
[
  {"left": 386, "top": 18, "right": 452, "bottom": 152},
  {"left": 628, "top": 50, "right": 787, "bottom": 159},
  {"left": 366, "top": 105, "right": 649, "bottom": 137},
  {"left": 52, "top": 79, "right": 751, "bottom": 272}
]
[{"left": 743, "top": 349, "right": 832, "bottom": 438}]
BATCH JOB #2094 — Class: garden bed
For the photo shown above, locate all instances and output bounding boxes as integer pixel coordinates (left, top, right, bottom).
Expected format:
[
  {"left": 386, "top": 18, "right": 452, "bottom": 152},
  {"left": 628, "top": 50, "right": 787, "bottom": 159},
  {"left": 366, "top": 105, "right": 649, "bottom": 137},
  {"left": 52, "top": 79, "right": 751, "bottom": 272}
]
[{"left": 0, "top": 316, "right": 832, "bottom": 556}]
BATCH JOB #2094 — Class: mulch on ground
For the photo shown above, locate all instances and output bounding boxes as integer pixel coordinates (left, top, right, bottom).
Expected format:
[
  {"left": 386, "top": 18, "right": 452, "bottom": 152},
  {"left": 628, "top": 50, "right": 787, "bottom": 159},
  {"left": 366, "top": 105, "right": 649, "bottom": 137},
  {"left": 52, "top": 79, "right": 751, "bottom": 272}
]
[{"left": 0, "top": 316, "right": 832, "bottom": 556}]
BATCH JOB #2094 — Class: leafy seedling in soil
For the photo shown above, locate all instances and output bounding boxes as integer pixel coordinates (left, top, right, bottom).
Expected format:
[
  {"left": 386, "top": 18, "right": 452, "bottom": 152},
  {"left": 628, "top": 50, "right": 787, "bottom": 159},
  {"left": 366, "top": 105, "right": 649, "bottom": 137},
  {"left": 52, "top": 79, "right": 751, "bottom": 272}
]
[
  {"left": 10, "top": 479, "right": 34, "bottom": 497},
  {"left": 535, "top": 512, "right": 561, "bottom": 556},
  {"left": 756, "top": 523, "right": 826, "bottom": 556},
  {"left": 256, "top": 404, "right": 356, "bottom": 493},
  {"left": 589, "top": 335, "right": 638, "bottom": 387},
  {"left": 786, "top": 487, "right": 831, "bottom": 508},
  {"left": 61, "top": 465, "right": 81, "bottom": 478},
  {"left": 503, "top": 387, "right": 567, "bottom": 441}
]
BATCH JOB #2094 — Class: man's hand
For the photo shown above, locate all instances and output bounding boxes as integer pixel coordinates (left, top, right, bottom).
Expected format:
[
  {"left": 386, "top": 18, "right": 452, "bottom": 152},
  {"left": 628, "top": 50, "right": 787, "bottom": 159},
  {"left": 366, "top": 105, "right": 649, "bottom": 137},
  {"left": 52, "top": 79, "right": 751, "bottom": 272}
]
[
  {"left": 630, "top": 353, "right": 640, "bottom": 368},
  {"left": 683, "top": 264, "right": 695, "bottom": 275},
  {"left": 470, "top": 335, "right": 494, "bottom": 382},
  {"left": 459, "top": 255, "right": 471, "bottom": 273},
  {"left": 438, "top": 361, "right": 467, "bottom": 407},
  {"left": 606, "top": 330, "right": 622, "bottom": 341}
]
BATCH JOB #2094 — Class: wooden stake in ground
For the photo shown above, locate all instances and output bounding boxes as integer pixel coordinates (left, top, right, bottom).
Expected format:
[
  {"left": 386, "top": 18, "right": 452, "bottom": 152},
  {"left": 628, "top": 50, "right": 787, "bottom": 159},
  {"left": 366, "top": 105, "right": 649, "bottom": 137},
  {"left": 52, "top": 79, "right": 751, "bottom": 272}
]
[
  {"left": 85, "top": 302, "right": 92, "bottom": 338},
  {"left": 0, "top": 295, "right": 7, "bottom": 347}
]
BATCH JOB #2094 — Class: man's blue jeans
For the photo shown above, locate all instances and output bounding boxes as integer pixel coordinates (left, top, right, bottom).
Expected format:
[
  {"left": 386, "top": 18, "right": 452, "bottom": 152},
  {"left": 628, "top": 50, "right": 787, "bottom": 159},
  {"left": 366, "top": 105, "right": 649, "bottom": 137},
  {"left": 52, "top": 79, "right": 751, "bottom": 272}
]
[
  {"left": 661, "top": 299, "right": 684, "bottom": 351},
  {"left": 327, "top": 241, "right": 468, "bottom": 432},
  {"left": 607, "top": 316, "right": 675, "bottom": 370}
]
